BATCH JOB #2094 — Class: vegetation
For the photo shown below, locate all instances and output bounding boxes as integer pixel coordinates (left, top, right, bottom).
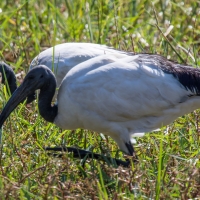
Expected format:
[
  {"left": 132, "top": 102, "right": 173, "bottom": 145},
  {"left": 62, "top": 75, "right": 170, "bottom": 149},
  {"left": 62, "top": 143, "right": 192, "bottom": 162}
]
[{"left": 0, "top": 0, "right": 200, "bottom": 199}]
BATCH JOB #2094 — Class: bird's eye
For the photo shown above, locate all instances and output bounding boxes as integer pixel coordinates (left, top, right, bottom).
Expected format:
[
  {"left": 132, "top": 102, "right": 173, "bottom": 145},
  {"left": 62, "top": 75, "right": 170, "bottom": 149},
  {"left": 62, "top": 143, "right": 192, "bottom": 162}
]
[{"left": 40, "top": 75, "right": 44, "bottom": 78}]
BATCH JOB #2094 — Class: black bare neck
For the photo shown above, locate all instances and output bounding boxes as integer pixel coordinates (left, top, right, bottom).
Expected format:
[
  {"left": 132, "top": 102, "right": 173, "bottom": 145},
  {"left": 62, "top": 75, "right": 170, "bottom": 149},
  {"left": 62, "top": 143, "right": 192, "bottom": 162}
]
[
  {"left": 38, "top": 77, "right": 58, "bottom": 123},
  {"left": 7, "top": 70, "right": 17, "bottom": 94},
  {"left": 0, "top": 62, "right": 17, "bottom": 94}
]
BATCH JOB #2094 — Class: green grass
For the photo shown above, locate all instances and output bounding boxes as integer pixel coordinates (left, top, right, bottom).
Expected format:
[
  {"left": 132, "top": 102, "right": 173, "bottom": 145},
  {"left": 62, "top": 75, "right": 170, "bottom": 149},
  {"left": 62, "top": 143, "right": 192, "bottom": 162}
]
[{"left": 0, "top": 0, "right": 200, "bottom": 199}]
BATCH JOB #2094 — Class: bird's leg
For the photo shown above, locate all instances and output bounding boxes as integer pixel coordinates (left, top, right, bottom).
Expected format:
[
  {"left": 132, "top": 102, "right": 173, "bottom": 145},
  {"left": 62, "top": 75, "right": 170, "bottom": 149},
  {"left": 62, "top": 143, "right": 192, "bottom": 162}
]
[
  {"left": 45, "top": 146, "right": 131, "bottom": 167},
  {"left": 125, "top": 141, "right": 138, "bottom": 163}
]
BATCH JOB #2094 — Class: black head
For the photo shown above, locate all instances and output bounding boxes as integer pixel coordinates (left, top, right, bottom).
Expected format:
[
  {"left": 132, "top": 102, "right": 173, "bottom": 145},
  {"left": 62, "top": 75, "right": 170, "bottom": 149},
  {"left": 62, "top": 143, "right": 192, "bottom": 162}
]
[
  {"left": 0, "top": 65, "right": 57, "bottom": 127},
  {"left": 23, "top": 65, "right": 56, "bottom": 92},
  {"left": 0, "top": 61, "right": 17, "bottom": 94}
]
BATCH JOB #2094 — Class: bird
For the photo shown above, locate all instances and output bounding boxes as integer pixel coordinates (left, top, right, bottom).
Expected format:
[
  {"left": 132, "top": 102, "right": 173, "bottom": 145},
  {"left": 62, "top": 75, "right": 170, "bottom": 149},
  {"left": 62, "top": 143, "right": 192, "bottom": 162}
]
[
  {"left": 0, "top": 43, "right": 130, "bottom": 103},
  {"left": 0, "top": 53, "right": 198, "bottom": 164},
  {"left": 0, "top": 61, "right": 17, "bottom": 95},
  {"left": 30, "top": 42, "right": 130, "bottom": 88}
]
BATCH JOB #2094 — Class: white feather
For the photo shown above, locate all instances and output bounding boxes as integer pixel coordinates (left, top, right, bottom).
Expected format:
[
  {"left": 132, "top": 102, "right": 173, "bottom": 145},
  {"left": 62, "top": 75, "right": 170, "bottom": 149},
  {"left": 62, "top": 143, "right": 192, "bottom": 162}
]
[
  {"left": 54, "top": 55, "right": 200, "bottom": 154},
  {"left": 30, "top": 43, "right": 130, "bottom": 87}
]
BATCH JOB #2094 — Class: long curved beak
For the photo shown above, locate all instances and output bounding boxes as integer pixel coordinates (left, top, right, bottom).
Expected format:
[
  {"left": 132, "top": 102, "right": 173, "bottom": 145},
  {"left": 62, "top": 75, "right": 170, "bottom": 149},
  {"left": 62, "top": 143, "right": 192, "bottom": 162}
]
[{"left": 0, "top": 82, "right": 32, "bottom": 128}]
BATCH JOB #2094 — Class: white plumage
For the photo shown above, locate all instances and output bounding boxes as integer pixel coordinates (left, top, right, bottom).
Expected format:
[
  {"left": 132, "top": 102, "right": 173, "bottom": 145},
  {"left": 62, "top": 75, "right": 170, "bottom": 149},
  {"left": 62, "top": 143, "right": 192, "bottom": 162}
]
[
  {"left": 0, "top": 53, "right": 199, "bottom": 158},
  {"left": 54, "top": 54, "right": 199, "bottom": 154},
  {"left": 30, "top": 43, "right": 130, "bottom": 87}
]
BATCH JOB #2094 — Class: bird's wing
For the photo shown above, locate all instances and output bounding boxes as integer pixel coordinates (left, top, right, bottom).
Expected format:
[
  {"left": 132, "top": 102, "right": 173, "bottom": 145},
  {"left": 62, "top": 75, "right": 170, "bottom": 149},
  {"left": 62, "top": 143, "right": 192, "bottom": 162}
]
[{"left": 64, "top": 57, "right": 191, "bottom": 123}]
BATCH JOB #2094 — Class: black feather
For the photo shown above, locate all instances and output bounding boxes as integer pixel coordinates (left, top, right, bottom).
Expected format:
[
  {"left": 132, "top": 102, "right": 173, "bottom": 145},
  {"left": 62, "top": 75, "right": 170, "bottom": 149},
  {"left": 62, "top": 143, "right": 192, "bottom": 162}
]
[{"left": 136, "top": 54, "right": 200, "bottom": 95}]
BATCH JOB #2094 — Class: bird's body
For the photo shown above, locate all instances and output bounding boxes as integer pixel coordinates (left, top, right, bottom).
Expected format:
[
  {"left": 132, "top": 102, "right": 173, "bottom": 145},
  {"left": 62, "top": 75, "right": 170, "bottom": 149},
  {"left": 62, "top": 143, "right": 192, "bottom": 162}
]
[
  {"left": 54, "top": 54, "right": 200, "bottom": 153},
  {"left": 30, "top": 42, "right": 130, "bottom": 87},
  {"left": 0, "top": 53, "right": 199, "bottom": 157}
]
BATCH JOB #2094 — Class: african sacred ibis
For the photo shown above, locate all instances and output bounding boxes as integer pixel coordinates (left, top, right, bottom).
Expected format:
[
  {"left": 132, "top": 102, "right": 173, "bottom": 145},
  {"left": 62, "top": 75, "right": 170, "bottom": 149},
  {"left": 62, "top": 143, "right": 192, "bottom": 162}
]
[
  {"left": 1, "top": 43, "right": 130, "bottom": 102},
  {"left": 0, "top": 53, "right": 198, "bottom": 162}
]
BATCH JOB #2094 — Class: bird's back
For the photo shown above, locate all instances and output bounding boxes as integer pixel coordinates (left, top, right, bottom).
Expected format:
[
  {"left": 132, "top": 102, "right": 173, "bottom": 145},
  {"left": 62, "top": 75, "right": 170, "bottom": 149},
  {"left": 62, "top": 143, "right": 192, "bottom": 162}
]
[{"left": 30, "top": 43, "right": 131, "bottom": 87}]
